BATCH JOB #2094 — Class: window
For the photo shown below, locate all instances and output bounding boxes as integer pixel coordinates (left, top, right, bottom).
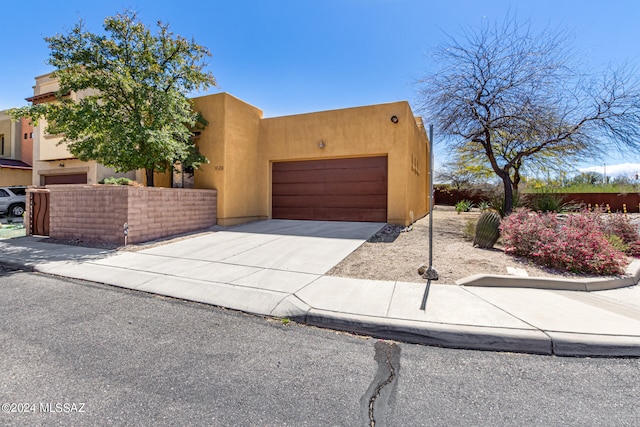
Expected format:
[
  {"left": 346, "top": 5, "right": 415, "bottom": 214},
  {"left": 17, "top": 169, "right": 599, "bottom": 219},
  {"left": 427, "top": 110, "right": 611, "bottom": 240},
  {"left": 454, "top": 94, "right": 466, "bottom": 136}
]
[
  {"left": 1, "top": 135, "right": 4, "bottom": 155},
  {"left": 0, "top": 189, "right": 8, "bottom": 197},
  {"left": 24, "top": 133, "right": 28, "bottom": 139},
  {"left": 29, "top": 132, "right": 33, "bottom": 138}
]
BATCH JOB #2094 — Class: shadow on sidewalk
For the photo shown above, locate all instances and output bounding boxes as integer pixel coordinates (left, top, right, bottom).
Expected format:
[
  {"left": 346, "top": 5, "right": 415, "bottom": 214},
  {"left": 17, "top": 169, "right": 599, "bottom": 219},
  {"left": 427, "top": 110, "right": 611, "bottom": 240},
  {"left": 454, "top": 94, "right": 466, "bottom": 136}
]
[{"left": 0, "top": 237, "right": 114, "bottom": 267}]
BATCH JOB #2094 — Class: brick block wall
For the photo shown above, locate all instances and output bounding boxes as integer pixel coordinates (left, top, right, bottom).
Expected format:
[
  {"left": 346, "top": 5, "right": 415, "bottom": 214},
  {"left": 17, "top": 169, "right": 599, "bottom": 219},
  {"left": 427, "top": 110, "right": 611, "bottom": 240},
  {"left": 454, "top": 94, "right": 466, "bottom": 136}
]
[{"left": 45, "top": 185, "right": 217, "bottom": 244}]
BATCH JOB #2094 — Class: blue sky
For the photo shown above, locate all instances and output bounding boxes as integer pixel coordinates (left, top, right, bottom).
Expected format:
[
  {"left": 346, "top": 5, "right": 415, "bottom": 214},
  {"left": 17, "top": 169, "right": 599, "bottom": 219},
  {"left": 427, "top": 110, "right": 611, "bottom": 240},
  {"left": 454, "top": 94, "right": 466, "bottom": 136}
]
[{"left": 1, "top": 0, "right": 639, "bottom": 175}]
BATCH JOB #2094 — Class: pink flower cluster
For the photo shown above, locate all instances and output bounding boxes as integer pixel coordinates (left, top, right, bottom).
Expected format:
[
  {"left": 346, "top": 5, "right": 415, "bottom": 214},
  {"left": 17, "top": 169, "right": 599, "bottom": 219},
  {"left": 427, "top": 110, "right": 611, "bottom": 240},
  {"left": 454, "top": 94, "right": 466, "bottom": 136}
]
[{"left": 500, "top": 209, "right": 639, "bottom": 275}]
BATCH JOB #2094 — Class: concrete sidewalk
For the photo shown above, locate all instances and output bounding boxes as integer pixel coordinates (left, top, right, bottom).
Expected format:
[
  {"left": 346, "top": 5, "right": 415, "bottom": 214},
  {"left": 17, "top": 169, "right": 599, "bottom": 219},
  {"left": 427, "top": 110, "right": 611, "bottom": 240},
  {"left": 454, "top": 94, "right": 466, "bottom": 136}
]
[{"left": 1, "top": 220, "right": 640, "bottom": 357}]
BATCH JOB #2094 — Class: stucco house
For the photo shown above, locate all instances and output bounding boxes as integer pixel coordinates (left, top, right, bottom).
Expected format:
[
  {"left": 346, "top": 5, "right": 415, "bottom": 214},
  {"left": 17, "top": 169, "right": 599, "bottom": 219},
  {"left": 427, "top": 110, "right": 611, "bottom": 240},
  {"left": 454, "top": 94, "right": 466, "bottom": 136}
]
[
  {"left": 28, "top": 74, "right": 430, "bottom": 227},
  {"left": 27, "top": 73, "right": 136, "bottom": 186},
  {"left": 187, "top": 93, "right": 430, "bottom": 226},
  {"left": 0, "top": 110, "right": 32, "bottom": 186}
]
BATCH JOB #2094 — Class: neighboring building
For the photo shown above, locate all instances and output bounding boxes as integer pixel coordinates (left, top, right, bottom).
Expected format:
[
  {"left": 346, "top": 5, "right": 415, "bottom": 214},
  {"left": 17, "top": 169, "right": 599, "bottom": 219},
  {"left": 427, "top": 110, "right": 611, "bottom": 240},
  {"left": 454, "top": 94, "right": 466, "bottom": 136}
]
[
  {"left": 20, "top": 117, "right": 33, "bottom": 166},
  {"left": 28, "top": 74, "right": 430, "bottom": 226},
  {"left": 0, "top": 109, "right": 31, "bottom": 186},
  {"left": 28, "top": 73, "right": 135, "bottom": 186}
]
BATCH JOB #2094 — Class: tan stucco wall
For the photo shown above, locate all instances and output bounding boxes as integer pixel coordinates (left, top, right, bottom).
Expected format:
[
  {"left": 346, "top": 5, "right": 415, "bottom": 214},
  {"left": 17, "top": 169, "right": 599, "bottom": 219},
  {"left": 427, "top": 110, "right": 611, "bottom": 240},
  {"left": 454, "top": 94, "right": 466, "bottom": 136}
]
[
  {"left": 192, "top": 93, "right": 265, "bottom": 225},
  {"left": 0, "top": 111, "right": 31, "bottom": 185},
  {"left": 406, "top": 116, "right": 430, "bottom": 222},
  {"left": 20, "top": 118, "right": 33, "bottom": 166},
  {"left": 0, "top": 168, "right": 31, "bottom": 186},
  {"left": 258, "top": 101, "right": 429, "bottom": 226},
  {"left": 0, "top": 110, "right": 20, "bottom": 159}
]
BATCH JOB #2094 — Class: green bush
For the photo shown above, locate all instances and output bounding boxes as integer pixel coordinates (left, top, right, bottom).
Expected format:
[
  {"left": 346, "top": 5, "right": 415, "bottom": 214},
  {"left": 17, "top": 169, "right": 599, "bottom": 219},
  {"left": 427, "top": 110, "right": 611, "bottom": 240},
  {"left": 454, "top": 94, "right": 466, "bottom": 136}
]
[
  {"left": 525, "top": 189, "right": 567, "bottom": 212},
  {"left": 487, "top": 192, "right": 522, "bottom": 217},
  {"left": 455, "top": 199, "right": 473, "bottom": 214},
  {"left": 606, "top": 234, "right": 629, "bottom": 253},
  {"left": 100, "top": 177, "right": 134, "bottom": 186},
  {"left": 463, "top": 219, "right": 476, "bottom": 241}
]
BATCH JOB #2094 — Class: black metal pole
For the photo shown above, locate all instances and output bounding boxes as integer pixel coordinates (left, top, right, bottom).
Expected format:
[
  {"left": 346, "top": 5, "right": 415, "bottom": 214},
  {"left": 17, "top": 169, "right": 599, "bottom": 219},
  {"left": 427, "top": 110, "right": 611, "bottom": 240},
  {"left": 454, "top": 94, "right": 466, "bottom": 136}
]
[{"left": 421, "top": 124, "right": 437, "bottom": 311}]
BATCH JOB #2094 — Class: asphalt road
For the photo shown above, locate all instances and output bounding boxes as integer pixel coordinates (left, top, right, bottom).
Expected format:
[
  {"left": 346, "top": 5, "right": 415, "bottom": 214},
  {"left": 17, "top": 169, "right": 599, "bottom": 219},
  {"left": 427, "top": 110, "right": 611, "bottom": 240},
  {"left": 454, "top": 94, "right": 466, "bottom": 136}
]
[{"left": 1, "top": 270, "right": 639, "bottom": 426}]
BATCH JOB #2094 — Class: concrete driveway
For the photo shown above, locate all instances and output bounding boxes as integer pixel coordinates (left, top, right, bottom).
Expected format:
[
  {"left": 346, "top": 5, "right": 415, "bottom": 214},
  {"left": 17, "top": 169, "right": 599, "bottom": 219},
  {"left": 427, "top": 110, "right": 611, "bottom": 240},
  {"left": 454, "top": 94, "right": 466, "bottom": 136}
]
[
  {"left": 139, "top": 219, "right": 385, "bottom": 275},
  {"left": 139, "top": 220, "right": 384, "bottom": 274}
]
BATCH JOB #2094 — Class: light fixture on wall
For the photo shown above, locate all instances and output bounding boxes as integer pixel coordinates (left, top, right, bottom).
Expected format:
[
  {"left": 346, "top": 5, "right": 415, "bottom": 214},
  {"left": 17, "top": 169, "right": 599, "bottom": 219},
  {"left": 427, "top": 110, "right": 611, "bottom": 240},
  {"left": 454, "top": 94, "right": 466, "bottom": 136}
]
[
  {"left": 58, "top": 162, "right": 65, "bottom": 167},
  {"left": 318, "top": 140, "right": 325, "bottom": 149},
  {"left": 390, "top": 115, "right": 399, "bottom": 124}
]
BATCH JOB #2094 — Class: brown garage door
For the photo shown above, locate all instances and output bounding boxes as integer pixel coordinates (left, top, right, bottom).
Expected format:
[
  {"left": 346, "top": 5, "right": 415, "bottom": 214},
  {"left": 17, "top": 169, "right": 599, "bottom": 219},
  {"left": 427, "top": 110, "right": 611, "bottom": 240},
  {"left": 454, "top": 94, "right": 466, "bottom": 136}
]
[
  {"left": 44, "top": 174, "right": 87, "bottom": 185},
  {"left": 272, "top": 157, "right": 387, "bottom": 222}
]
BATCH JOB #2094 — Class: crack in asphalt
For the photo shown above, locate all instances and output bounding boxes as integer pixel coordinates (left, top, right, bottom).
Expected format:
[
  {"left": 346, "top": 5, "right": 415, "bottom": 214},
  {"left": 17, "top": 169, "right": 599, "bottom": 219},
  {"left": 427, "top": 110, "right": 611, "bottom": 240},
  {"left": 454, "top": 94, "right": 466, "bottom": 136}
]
[{"left": 362, "top": 340, "right": 401, "bottom": 427}]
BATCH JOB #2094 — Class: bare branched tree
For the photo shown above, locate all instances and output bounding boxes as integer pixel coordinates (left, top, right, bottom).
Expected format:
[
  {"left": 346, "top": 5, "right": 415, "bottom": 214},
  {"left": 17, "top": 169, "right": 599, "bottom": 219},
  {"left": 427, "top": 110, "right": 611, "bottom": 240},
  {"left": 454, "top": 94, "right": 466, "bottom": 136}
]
[{"left": 418, "top": 16, "right": 640, "bottom": 213}]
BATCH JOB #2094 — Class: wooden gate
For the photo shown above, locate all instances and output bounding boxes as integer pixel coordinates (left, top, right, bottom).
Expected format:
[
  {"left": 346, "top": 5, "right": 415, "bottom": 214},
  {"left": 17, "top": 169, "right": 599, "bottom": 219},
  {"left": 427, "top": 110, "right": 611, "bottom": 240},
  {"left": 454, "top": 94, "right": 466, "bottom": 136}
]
[{"left": 30, "top": 189, "right": 50, "bottom": 236}]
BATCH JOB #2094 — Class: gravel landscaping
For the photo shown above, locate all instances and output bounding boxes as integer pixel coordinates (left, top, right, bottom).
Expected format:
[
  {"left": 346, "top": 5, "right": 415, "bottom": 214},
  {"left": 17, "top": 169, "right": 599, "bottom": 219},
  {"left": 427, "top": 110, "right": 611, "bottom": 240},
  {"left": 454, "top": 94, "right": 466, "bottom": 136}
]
[{"left": 326, "top": 205, "right": 639, "bottom": 285}]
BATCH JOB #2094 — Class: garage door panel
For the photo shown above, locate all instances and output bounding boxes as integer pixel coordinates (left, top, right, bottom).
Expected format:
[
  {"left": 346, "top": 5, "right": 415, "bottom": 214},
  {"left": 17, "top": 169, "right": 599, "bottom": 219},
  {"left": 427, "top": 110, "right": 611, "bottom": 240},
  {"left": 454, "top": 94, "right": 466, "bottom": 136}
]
[
  {"left": 272, "top": 207, "right": 387, "bottom": 222},
  {"left": 273, "top": 157, "right": 386, "bottom": 172},
  {"left": 272, "top": 181, "right": 387, "bottom": 196},
  {"left": 272, "top": 157, "right": 388, "bottom": 222},
  {"left": 273, "top": 195, "right": 387, "bottom": 209},
  {"left": 273, "top": 168, "right": 386, "bottom": 184},
  {"left": 44, "top": 174, "right": 87, "bottom": 185}
]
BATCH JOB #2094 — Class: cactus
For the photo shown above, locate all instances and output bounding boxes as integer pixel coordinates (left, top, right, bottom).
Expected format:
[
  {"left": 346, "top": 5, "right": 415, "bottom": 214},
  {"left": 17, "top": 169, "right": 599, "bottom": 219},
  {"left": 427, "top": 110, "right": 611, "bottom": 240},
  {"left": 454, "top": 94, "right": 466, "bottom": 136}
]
[{"left": 473, "top": 210, "right": 501, "bottom": 249}]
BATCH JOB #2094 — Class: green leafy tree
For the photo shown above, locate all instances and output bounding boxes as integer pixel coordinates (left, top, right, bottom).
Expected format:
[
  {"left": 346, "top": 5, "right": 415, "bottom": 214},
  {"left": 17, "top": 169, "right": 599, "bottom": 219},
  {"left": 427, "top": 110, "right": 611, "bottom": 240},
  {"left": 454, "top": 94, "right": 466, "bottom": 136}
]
[
  {"left": 12, "top": 11, "right": 216, "bottom": 186},
  {"left": 568, "top": 171, "right": 604, "bottom": 186},
  {"left": 437, "top": 148, "right": 493, "bottom": 189},
  {"left": 418, "top": 16, "right": 640, "bottom": 214}
]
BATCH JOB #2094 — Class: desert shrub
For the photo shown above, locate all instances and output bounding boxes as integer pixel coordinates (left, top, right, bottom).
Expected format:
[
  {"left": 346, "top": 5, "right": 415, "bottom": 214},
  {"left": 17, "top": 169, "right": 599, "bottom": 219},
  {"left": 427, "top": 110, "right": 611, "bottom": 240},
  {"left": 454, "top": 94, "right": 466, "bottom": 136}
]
[
  {"left": 524, "top": 189, "right": 567, "bottom": 213},
  {"left": 501, "top": 209, "right": 627, "bottom": 275},
  {"left": 487, "top": 192, "right": 523, "bottom": 217},
  {"left": 463, "top": 218, "right": 477, "bottom": 241},
  {"left": 550, "top": 212, "right": 627, "bottom": 275},
  {"left": 455, "top": 199, "right": 473, "bottom": 214},
  {"left": 500, "top": 209, "right": 558, "bottom": 258},
  {"left": 602, "top": 213, "right": 640, "bottom": 257},
  {"left": 606, "top": 234, "right": 629, "bottom": 253}
]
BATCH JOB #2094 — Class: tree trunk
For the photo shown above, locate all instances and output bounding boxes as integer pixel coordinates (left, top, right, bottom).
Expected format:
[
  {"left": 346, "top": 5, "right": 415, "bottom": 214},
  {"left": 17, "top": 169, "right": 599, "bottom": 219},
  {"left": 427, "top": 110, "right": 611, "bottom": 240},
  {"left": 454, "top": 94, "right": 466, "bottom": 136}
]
[
  {"left": 512, "top": 168, "right": 521, "bottom": 195},
  {"left": 145, "top": 168, "right": 155, "bottom": 187},
  {"left": 502, "top": 175, "right": 514, "bottom": 215}
]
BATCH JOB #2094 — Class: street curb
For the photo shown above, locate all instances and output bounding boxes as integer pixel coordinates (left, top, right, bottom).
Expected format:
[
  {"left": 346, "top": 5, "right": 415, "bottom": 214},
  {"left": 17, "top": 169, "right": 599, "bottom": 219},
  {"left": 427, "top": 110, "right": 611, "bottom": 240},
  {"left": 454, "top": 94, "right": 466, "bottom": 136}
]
[
  {"left": 548, "top": 332, "right": 640, "bottom": 357},
  {"left": 456, "top": 259, "right": 640, "bottom": 291},
  {"left": 301, "top": 310, "right": 640, "bottom": 357},
  {"left": 301, "top": 309, "right": 554, "bottom": 355}
]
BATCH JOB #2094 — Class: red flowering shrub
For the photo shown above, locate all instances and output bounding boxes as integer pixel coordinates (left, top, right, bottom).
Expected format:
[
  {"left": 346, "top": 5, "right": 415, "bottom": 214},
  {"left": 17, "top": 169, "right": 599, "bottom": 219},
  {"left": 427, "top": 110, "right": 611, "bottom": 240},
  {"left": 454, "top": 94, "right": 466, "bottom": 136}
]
[
  {"left": 501, "top": 209, "right": 629, "bottom": 275},
  {"left": 602, "top": 213, "right": 640, "bottom": 257},
  {"left": 628, "top": 240, "right": 640, "bottom": 257},
  {"left": 500, "top": 209, "right": 558, "bottom": 257}
]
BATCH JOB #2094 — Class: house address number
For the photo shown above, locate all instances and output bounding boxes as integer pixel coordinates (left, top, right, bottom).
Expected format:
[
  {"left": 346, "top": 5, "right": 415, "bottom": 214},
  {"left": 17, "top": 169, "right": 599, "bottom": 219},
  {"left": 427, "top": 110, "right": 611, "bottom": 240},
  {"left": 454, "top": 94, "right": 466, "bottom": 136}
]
[{"left": 214, "top": 165, "right": 224, "bottom": 171}]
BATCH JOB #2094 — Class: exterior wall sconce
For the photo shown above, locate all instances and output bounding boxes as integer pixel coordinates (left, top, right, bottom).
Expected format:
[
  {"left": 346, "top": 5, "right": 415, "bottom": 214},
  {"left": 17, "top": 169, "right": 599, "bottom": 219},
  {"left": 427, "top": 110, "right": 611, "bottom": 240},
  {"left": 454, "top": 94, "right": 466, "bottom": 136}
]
[
  {"left": 390, "top": 115, "right": 399, "bottom": 124},
  {"left": 59, "top": 162, "right": 65, "bottom": 167},
  {"left": 318, "top": 140, "right": 325, "bottom": 149}
]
